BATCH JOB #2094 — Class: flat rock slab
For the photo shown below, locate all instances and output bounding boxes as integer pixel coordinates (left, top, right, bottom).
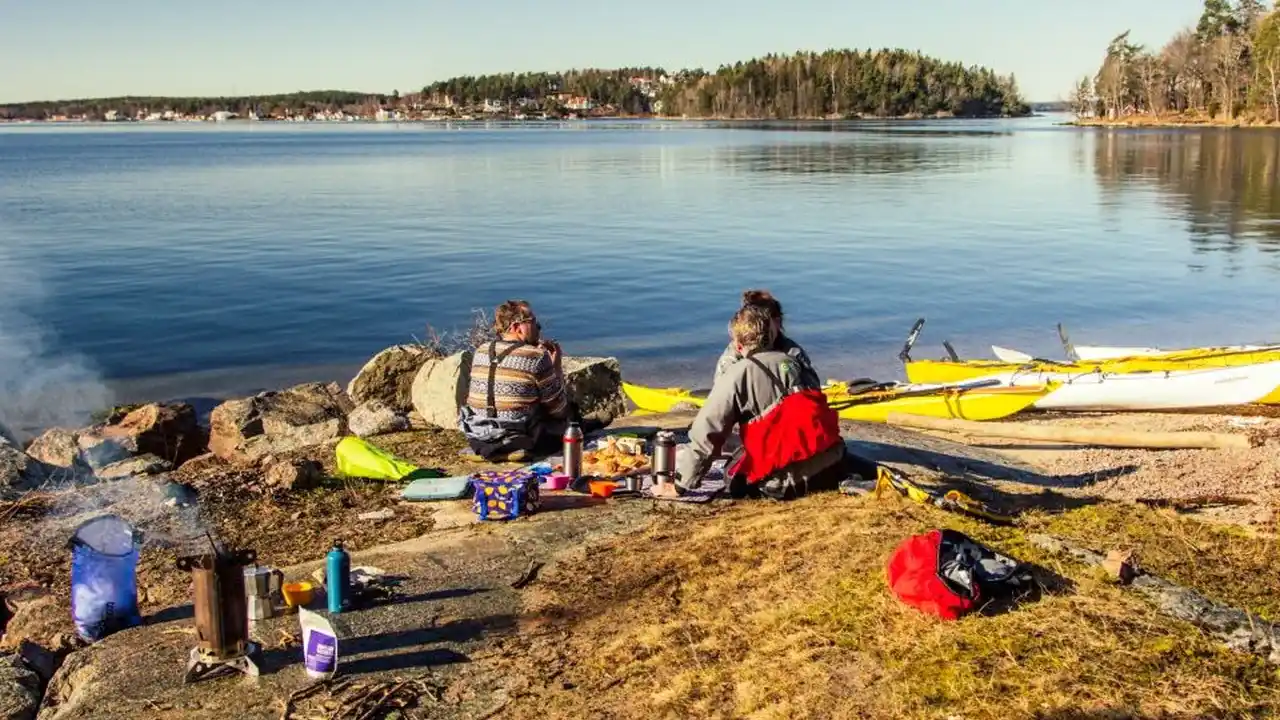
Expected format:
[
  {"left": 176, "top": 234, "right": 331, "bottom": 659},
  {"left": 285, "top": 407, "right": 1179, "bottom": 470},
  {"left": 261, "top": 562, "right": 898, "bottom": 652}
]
[{"left": 39, "top": 496, "right": 670, "bottom": 720}]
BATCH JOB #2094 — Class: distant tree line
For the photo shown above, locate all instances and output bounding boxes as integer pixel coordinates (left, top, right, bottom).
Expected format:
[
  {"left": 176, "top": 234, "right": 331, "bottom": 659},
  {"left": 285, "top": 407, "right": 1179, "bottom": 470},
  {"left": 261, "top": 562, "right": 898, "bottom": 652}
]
[
  {"left": 655, "top": 49, "right": 1028, "bottom": 118},
  {"left": 0, "top": 91, "right": 385, "bottom": 120},
  {"left": 1072, "top": 0, "right": 1280, "bottom": 121},
  {"left": 0, "top": 48, "right": 1028, "bottom": 121},
  {"left": 423, "top": 68, "right": 671, "bottom": 115}
]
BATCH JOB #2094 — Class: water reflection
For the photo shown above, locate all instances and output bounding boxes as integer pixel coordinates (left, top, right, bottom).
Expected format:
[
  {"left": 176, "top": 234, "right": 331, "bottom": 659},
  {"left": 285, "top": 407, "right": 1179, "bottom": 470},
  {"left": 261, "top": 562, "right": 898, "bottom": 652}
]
[
  {"left": 1093, "top": 129, "right": 1280, "bottom": 252},
  {"left": 712, "top": 138, "right": 996, "bottom": 176}
]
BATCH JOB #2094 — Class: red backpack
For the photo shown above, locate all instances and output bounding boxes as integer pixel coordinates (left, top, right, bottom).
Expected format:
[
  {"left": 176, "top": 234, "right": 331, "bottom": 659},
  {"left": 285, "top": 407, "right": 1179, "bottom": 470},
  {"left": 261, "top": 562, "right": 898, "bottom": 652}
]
[{"left": 885, "top": 529, "right": 1031, "bottom": 620}]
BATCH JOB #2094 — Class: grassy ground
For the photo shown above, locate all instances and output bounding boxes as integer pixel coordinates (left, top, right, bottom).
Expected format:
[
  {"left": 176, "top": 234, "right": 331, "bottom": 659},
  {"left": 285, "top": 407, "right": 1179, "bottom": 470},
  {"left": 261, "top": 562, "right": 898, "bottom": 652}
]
[{"left": 494, "top": 493, "right": 1280, "bottom": 720}]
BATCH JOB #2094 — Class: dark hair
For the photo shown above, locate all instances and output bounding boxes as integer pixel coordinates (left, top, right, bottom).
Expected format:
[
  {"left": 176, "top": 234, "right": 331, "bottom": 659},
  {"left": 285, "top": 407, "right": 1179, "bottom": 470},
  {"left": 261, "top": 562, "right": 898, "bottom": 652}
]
[{"left": 742, "top": 289, "right": 783, "bottom": 325}]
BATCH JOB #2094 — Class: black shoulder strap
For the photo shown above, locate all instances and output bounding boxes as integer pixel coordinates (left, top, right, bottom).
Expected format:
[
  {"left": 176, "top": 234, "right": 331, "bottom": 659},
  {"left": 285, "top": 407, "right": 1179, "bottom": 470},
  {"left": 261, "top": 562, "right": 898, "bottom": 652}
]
[
  {"left": 746, "top": 355, "right": 789, "bottom": 396},
  {"left": 485, "top": 341, "right": 499, "bottom": 418},
  {"left": 484, "top": 340, "right": 522, "bottom": 418}
]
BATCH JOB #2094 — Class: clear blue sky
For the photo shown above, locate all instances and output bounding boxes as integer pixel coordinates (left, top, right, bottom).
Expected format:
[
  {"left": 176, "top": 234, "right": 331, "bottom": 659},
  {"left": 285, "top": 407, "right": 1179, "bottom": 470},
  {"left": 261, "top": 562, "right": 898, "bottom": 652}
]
[{"left": 0, "top": 0, "right": 1207, "bottom": 103}]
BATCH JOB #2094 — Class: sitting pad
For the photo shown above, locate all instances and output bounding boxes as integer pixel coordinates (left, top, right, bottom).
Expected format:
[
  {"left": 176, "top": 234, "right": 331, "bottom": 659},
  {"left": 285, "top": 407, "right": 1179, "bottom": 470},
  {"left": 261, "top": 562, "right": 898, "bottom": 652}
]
[
  {"left": 401, "top": 475, "right": 473, "bottom": 501},
  {"left": 336, "top": 436, "right": 441, "bottom": 482},
  {"left": 639, "top": 459, "right": 728, "bottom": 503},
  {"left": 640, "top": 474, "right": 726, "bottom": 503}
]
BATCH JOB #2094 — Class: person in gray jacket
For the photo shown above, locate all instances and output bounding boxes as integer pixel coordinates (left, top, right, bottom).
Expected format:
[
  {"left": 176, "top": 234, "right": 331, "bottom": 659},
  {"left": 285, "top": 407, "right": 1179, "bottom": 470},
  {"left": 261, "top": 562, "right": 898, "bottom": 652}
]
[
  {"left": 655, "top": 304, "right": 848, "bottom": 501},
  {"left": 712, "top": 289, "right": 820, "bottom": 388}
]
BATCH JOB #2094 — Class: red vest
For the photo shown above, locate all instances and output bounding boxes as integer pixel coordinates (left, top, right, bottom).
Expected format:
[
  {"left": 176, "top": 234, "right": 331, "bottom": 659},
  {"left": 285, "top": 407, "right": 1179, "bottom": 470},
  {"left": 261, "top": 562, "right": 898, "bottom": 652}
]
[{"left": 729, "top": 388, "right": 842, "bottom": 484}]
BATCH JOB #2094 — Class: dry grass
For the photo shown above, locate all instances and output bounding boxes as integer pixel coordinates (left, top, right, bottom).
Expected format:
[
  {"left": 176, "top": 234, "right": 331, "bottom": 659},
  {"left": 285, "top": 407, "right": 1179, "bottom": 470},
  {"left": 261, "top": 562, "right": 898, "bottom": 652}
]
[
  {"left": 494, "top": 494, "right": 1280, "bottom": 720},
  {"left": 1031, "top": 504, "right": 1280, "bottom": 623}
]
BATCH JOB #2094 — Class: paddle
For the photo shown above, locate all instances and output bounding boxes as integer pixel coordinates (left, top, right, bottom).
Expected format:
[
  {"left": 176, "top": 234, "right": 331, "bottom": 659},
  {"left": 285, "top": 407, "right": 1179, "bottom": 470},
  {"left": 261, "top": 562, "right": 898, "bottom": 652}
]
[
  {"left": 898, "top": 318, "right": 926, "bottom": 363},
  {"left": 828, "top": 377, "right": 1003, "bottom": 410}
]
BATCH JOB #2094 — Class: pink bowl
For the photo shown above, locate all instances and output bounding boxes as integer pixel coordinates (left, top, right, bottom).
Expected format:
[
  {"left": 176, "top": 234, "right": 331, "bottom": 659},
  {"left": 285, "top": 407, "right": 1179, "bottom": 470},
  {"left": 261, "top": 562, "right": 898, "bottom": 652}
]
[{"left": 541, "top": 474, "right": 571, "bottom": 491}]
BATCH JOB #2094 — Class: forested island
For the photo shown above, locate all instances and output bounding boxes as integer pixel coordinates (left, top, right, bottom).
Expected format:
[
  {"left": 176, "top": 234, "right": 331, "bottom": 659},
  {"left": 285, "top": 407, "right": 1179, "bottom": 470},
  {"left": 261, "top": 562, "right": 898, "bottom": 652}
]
[
  {"left": 1072, "top": 0, "right": 1280, "bottom": 125},
  {"left": 0, "top": 48, "right": 1028, "bottom": 123}
]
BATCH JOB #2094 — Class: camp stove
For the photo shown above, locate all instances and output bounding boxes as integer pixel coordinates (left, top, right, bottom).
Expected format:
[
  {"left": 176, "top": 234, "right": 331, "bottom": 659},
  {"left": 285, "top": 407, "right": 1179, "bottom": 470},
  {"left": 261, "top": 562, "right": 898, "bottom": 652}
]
[{"left": 175, "top": 542, "right": 262, "bottom": 684}]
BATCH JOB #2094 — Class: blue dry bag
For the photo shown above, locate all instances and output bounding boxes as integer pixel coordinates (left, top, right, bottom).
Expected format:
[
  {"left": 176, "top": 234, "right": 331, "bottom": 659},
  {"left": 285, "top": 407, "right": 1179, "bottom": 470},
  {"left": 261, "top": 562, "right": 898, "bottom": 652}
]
[{"left": 69, "top": 514, "right": 142, "bottom": 642}]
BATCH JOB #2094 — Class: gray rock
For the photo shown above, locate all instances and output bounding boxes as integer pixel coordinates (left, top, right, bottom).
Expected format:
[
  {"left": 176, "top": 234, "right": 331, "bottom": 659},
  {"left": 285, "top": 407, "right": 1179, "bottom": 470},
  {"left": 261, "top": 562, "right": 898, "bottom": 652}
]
[
  {"left": 92, "top": 454, "right": 174, "bottom": 482},
  {"left": 562, "top": 356, "right": 625, "bottom": 421},
  {"left": 347, "top": 400, "right": 410, "bottom": 438},
  {"left": 0, "top": 654, "right": 40, "bottom": 720},
  {"left": 74, "top": 434, "right": 132, "bottom": 470},
  {"left": 410, "top": 351, "right": 473, "bottom": 430},
  {"left": 346, "top": 344, "right": 438, "bottom": 413},
  {"left": 0, "top": 445, "right": 47, "bottom": 500},
  {"left": 209, "top": 383, "right": 351, "bottom": 463},
  {"left": 23, "top": 430, "right": 80, "bottom": 469}
]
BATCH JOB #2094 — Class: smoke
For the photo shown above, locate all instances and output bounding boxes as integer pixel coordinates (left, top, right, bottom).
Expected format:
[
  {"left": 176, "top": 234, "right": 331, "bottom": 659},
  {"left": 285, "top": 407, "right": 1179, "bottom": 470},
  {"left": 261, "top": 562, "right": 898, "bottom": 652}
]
[{"left": 0, "top": 239, "right": 114, "bottom": 444}]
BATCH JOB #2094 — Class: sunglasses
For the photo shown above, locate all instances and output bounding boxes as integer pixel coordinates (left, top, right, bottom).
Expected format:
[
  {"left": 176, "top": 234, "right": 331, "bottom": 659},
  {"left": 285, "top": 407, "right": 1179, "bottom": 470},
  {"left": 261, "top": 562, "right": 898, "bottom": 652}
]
[{"left": 511, "top": 316, "right": 542, "bottom": 331}]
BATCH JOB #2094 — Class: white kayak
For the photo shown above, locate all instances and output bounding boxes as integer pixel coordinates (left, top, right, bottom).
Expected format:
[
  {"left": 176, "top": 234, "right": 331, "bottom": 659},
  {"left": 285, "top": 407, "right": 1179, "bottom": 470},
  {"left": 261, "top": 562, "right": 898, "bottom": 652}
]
[
  {"left": 1073, "top": 344, "right": 1279, "bottom": 361},
  {"left": 962, "top": 360, "right": 1280, "bottom": 411}
]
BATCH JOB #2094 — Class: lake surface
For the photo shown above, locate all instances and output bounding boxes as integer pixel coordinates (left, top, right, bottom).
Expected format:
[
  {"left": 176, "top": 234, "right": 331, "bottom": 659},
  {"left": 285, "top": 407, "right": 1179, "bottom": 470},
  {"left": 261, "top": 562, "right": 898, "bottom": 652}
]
[{"left": 2, "top": 116, "right": 1280, "bottom": 420}]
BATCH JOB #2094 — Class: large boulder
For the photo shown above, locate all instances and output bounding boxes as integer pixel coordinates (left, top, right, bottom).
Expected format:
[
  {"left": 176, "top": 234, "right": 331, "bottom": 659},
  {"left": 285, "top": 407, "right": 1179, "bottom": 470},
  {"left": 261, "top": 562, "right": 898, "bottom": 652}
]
[
  {"left": 347, "top": 400, "right": 409, "bottom": 438},
  {"left": 209, "top": 382, "right": 351, "bottom": 463},
  {"left": 24, "top": 429, "right": 81, "bottom": 469},
  {"left": 346, "top": 345, "right": 439, "bottom": 413},
  {"left": 410, "top": 351, "right": 473, "bottom": 430},
  {"left": 562, "top": 356, "right": 625, "bottom": 421},
  {"left": 0, "top": 445, "right": 47, "bottom": 500},
  {"left": 84, "top": 403, "right": 205, "bottom": 467}
]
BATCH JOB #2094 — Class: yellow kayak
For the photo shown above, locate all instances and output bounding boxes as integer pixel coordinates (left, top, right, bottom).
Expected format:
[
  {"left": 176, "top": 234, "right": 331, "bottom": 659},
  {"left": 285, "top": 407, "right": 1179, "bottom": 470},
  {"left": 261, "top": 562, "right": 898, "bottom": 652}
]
[{"left": 621, "top": 381, "right": 1052, "bottom": 422}]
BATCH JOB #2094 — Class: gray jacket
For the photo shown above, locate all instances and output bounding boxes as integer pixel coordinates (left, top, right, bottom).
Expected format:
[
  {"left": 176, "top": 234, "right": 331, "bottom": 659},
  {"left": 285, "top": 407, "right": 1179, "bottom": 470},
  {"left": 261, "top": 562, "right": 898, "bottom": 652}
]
[
  {"left": 678, "top": 349, "right": 843, "bottom": 493},
  {"left": 713, "top": 333, "right": 820, "bottom": 388}
]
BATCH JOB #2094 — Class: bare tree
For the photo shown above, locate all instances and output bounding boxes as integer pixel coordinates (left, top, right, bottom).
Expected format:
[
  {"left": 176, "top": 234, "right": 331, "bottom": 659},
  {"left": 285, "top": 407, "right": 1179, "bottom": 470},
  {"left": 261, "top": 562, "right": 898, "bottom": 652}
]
[
  {"left": 1070, "top": 76, "right": 1095, "bottom": 116},
  {"left": 1134, "top": 53, "right": 1167, "bottom": 112},
  {"left": 1255, "top": 10, "right": 1280, "bottom": 121}
]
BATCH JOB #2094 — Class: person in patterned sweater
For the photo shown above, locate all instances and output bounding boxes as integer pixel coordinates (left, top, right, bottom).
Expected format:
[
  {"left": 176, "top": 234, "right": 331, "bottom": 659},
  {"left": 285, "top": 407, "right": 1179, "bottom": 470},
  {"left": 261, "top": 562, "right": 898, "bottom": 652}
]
[{"left": 459, "top": 300, "right": 599, "bottom": 461}]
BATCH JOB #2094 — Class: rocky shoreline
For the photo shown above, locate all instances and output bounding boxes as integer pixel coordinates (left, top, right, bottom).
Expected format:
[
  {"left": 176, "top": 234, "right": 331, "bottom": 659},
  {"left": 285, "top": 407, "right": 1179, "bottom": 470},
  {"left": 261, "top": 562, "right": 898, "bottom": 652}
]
[
  {"left": 0, "top": 344, "right": 625, "bottom": 719},
  {"left": 2, "top": 342, "right": 1279, "bottom": 718}
]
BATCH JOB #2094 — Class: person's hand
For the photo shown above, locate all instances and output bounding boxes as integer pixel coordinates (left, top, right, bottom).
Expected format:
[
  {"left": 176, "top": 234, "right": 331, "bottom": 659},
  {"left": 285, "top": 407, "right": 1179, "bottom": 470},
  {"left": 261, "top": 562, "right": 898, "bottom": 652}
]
[
  {"left": 650, "top": 481, "right": 681, "bottom": 499},
  {"left": 543, "top": 339, "right": 562, "bottom": 367}
]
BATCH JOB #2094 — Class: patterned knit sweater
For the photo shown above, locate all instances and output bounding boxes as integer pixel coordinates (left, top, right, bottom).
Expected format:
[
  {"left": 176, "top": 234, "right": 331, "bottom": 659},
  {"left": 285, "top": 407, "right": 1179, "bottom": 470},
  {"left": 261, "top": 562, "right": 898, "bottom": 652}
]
[{"left": 459, "top": 340, "right": 569, "bottom": 441}]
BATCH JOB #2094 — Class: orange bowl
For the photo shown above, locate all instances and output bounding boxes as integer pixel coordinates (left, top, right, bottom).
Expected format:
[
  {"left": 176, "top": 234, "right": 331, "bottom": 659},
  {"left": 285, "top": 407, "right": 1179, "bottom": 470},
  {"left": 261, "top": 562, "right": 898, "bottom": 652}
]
[
  {"left": 281, "top": 581, "right": 315, "bottom": 607},
  {"left": 588, "top": 480, "right": 616, "bottom": 498}
]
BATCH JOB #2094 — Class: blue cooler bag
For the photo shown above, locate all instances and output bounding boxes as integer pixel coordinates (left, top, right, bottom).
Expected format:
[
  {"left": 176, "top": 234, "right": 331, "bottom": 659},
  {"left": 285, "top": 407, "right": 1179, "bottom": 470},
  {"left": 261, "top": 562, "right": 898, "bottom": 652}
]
[
  {"left": 471, "top": 468, "right": 540, "bottom": 521},
  {"left": 69, "top": 514, "right": 143, "bottom": 642}
]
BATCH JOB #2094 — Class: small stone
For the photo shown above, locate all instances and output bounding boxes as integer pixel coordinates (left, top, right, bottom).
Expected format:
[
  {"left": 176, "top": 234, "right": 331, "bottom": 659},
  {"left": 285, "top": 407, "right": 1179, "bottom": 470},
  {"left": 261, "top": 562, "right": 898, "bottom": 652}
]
[
  {"left": 1102, "top": 549, "right": 1139, "bottom": 585},
  {"left": 264, "top": 459, "right": 324, "bottom": 491}
]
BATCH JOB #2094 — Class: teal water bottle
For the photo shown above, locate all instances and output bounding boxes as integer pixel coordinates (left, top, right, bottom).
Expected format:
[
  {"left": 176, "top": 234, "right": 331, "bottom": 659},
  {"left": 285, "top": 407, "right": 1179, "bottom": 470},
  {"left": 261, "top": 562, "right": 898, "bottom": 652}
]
[{"left": 326, "top": 539, "right": 350, "bottom": 613}]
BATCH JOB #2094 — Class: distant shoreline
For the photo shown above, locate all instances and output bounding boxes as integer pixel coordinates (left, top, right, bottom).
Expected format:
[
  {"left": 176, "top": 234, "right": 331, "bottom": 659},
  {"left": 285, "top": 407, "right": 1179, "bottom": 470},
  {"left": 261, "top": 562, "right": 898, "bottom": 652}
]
[
  {"left": 1065, "top": 114, "right": 1280, "bottom": 129},
  {"left": 1, "top": 112, "right": 1035, "bottom": 127}
]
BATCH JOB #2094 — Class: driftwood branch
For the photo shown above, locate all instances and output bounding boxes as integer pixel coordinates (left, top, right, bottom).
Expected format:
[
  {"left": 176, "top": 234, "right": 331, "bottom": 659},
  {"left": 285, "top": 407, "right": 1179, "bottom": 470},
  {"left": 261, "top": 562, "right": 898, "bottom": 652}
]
[
  {"left": 885, "top": 414, "right": 1258, "bottom": 450},
  {"left": 1028, "top": 533, "right": 1280, "bottom": 664}
]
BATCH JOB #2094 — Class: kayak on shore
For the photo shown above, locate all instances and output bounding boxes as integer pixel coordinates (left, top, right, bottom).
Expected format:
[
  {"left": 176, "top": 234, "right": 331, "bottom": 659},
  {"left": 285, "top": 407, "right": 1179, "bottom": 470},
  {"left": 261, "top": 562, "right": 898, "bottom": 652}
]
[
  {"left": 621, "top": 379, "right": 1053, "bottom": 423},
  {"left": 934, "top": 361, "right": 1280, "bottom": 411}
]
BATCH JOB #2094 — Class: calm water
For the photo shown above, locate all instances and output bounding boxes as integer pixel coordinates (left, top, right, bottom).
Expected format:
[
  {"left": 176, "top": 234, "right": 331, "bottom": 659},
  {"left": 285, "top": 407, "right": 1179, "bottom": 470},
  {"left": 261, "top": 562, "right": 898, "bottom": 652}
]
[{"left": 2, "top": 116, "right": 1280, "bottom": 411}]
